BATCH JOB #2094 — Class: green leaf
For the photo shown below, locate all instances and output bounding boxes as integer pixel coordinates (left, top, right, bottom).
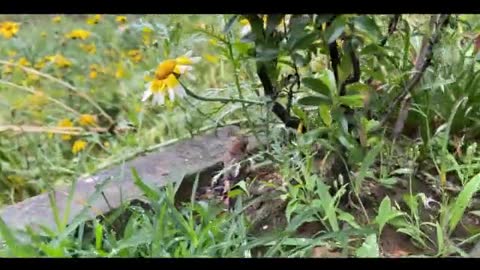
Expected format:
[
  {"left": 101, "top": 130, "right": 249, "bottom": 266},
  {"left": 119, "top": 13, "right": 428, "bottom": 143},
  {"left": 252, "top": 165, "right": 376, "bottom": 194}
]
[
  {"left": 302, "top": 77, "right": 330, "bottom": 96},
  {"left": 292, "top": 106, "right": 307, "bottom": 124},
  {"left": 346, "top": 82, "right": 370, "bottom": 93},
  {"left": 286, "top": 200, "right": 298, "bottom": 223},
  {"left": 289, "top": 15, "right": 311, "bottom": 38},
  {"left": 223, "top": 15, "right": 239, "bottom": 33},
  {"left": 318, "top": 69, "right": 337, "bottom": 94},
  {"left": 435, "top": 222, "right": 445, "bottom": 256},
  {"left": 338, "top": 94, "right": 365, "bottom": 108},
  {"left": 289, "top": 32, "right": 319, "bottom": 51},
  {"left": 360, "top": 44, "right": 378, "bottom": 54},
  {"left": 314, "top": 180, "right": 340, "bottom": 231},
  {"left": 255, "top": 47, "right": 279, "bottom": 62},
  {"left": 131, "top": 168, "right": 160, "bottom": 202},
  {"left": 448, "top": 172, "right": 480, "bottom": 234},
  {"left": 291, "top": 51, "right": 311, "bottom": 67},
  {"left": 0, "top": 217, "right": 37, "bottom": 257},
  {"left": 325, "top": 16, "right": 346, "bottom": 44},
  {"left": 297, "top": 127, "right": 330, "bottom": 146},
  {"left": 338, "top": 211, "right": 361, "bottom": 229},
  {"left": 233, "top": 42, "right": 251, "bottom": 56},
  {"left": 319, "top": 105, "right": 332, "bottom": 127},
  {"left": 354, "top": 16, "right": 381, "bottom": 42},
  {"left": 297, "top": 95, "right": 331, "bottom": 106},
  {"left": 230, "top": 180, "right": 249, "bottom": 197},
  {"left": 355, "top": 234, "right": 379, "bottom": 257},
  {"left": 95, "top": 219, "right": 103, "bottom": 251},
  {"left": 227, "top": 189, "right": 244, "bottom": 199},
  {"left": 374, "top": 196, "right": 405, "bottom": 234}
]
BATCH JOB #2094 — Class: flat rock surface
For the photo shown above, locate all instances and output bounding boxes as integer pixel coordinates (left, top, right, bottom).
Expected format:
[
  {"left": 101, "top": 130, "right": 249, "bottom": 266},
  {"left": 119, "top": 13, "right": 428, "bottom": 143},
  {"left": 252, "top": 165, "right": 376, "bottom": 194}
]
[{"left": 0, "top": 126, "right": 241, "bottom": 232}]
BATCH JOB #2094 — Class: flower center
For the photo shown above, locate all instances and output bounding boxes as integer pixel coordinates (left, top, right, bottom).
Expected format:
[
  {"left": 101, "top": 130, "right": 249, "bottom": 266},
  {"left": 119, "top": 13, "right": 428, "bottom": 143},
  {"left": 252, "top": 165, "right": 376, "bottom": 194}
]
[{"left": 155, "top": 59, "right": 177, "bottom": 80}]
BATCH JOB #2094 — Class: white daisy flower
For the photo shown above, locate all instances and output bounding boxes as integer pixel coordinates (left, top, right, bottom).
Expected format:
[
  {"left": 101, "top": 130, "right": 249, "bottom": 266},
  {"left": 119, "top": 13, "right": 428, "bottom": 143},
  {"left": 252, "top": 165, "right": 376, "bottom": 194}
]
[{"left": 141, "top": 51, "right": 200, "bottom": 106}]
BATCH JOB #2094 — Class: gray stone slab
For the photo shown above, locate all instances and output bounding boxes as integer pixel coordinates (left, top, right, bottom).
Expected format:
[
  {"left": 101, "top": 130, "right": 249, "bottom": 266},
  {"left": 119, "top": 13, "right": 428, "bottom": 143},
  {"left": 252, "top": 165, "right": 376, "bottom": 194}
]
[{"left": 0, "top": 126, "right": 241, "bottom": 232}]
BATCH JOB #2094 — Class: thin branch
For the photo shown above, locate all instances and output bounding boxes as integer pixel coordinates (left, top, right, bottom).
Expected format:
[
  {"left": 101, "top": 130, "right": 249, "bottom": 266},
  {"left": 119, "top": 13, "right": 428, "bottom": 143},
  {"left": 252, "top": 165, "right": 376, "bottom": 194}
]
[
  {"left": 380, "top": 15, "right": 401, "bottom": 46},
  {"left": 181, "top": 82, "right": 264, "bottom": 105},
  {"left": 379, "top": 14, "right": 450, "bottom": 128},
  {"left": 0, "top": 124, "right": 133, "bottom": 135}
]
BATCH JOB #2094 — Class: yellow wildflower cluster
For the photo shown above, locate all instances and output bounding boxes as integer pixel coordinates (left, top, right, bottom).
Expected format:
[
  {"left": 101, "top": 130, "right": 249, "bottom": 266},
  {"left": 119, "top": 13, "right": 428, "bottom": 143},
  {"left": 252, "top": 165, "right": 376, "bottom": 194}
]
[
  {"left": 115, "top": 16, "right": 127, "bottom": 25},
  {"left": 52, "top": 16, "right": 62, "bottom": 23},
  {"left": 57, "top": 118, "right": 74, "bottom": 141},
  {"left": 72, "top": 139, "right": 87, "bottom": 154},
  {"left": 79, "top": 43, "right": 97, "bottom": 54},
  {"left": 65, "top": 29, "right": 91, "bottom": 40},
  {"left": 127, "top": 49, "right": 142, "bottom": 63},
  {"left": 78, "top": 114, "right": 97, "bottom": 127},
  {"left": 0, "top": 21, "right": 20, "bottom": 39},
  {"left": 46, "top": 54, "right": 72, "bottom": 68},
  {"left": 86, "top": 14, "right": 102, "bottom": 25}
]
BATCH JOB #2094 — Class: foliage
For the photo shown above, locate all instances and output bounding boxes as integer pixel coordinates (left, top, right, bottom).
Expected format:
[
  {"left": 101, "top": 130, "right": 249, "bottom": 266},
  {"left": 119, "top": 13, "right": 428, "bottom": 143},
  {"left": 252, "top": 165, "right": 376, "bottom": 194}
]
[{"left": 1, "top": 14, "right": 480, "bottom": 258}]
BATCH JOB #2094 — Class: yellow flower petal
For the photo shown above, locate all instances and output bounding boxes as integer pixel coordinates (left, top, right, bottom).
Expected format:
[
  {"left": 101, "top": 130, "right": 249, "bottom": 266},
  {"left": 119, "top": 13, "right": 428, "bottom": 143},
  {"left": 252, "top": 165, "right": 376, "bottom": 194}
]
[
  {"left": 72, "top": 139, "right": 87, "bottom": 154},
  {"left": 78, "top": 114, "right": 96, "bottom": 126}
]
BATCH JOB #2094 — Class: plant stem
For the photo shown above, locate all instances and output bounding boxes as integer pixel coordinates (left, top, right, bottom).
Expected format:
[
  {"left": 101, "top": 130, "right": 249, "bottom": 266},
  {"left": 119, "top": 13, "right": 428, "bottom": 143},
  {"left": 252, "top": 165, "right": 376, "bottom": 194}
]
[{"left": 181, "top": 83, "right": 263, "bottom": 105}]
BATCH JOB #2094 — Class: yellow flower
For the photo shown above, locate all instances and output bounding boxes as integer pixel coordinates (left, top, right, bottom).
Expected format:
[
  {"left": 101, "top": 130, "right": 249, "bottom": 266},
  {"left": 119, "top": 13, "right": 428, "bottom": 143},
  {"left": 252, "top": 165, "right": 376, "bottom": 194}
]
[
  {"left": 48, "top": 54, "right": 72, "bottom": 68},
  {"left": 79, "top": 43, "right": 96, "bottom": 54},
  {"left": 0, "top": 21, "right": 20, "bottom": 39},
  {"left": 238, "top": 16, "right": 270, "bottom": 36},
  {"left": 34, "top": 59, "right": 47, "bottom": 70},
  {"left": 52, "top": 16, "right": 62, "bottom": 23},
  {"left": 17, "top": 57, "right": 31, "bottom": 67},
  {"left": 72, "top": 139, "right": 87, "bottom": 154},
  {"left": 203, "top": 53, "right": 219, "bottom": 64},
  {"left": 103, "top": 141, "right": 110, "bottom": 148},
  {"left": 89, "top": 64, "right": 99, "bottom": 78},
  {"left": 127, "top": 49, "right": 142, "bottom": 63},
  {"left": 239, "top": 18, "right": 251, "bottom": 36},
  {"left": 116, "top": 16, "right": 127, "bottom": 24},
  {"left": 115, "top": 65, "right": 125, "bottom": 79},
  {"left": 57, "top": 118, "right": 74, "bottom": 141},
  {"left": 142, "top": 27, "right": 153, "bottom": 46},
  {"left": 78, "top": 114, "right": 96, "bottom": 126},
  {"left": 86, "top": 14, "right": 102, "bottom": 25},
  {"left": 65, "top": 29, "right": 91, "bottom": 40},
  {"left": 142, "top": 51, "right": 200, "bottom": 106},
  {"left": 41, "top": 32, "right": 47, "bottom": 38}
]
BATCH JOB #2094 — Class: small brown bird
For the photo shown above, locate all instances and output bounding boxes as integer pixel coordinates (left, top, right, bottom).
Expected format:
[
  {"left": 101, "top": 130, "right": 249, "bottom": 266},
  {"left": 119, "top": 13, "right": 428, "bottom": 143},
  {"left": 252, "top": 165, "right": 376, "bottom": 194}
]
[{"left": 220, "top": 136, "right": 249, "bottom": 207}]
